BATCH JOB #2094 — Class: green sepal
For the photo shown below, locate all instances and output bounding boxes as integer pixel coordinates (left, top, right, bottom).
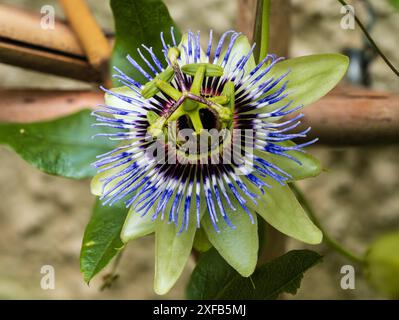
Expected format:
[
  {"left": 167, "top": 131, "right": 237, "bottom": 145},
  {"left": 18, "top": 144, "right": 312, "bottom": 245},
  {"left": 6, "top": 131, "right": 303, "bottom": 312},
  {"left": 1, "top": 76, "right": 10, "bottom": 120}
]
[
  {"left": 218, "top": 35, "right": 256, "bottom": 76},
  {"left": 120, "top": 207, "right": 155, "bottom": 243},
  {"left": 263, "top": 54, "right": 349, "bottom": 112},
  {"left": 193, "top": 227, "right": 213, "bottom": 253},
  {"left": 202, "top": 196, "right": 259, "bottom": 277},
  {"left": 255, "top": 140, "right": 322, "bottom": 181},
  {"left": 154, "top": 217, "right": 197, "bottom": 295},
  {"left": 248, "top": 179, "right": 322, "bottom": 245}
]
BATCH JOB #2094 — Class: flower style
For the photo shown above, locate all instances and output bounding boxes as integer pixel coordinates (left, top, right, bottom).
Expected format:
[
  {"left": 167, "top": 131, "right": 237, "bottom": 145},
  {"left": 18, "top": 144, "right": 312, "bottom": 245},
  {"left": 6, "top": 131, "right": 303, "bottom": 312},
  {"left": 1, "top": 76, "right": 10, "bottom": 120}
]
[{"left": 91, "top": 29, "right": 349, "bottom": 294}]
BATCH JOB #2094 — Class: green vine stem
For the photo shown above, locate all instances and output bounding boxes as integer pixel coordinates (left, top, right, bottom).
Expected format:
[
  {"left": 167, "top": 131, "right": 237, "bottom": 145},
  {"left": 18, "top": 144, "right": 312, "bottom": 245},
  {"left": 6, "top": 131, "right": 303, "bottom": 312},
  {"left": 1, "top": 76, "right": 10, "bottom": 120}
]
[
  {"left": 337, "top": 0, "right": 399, "bottom": 77},
  {"left": 290, "top": 183, "right": 366, "bottom": 265},
  {"left": 253, "top": 0, "right": 271, "bottom": 63},
  {"left": 100, "top": 249, "right": 124, "bottom": 291}
]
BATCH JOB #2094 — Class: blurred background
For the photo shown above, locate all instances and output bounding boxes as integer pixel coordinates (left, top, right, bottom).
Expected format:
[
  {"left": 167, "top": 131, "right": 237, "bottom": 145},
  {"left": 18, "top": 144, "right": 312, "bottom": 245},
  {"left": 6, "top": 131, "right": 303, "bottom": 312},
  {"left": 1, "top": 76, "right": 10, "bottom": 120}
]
[{"left": 0, "top": 0, "right": 398, "bottom": 299}]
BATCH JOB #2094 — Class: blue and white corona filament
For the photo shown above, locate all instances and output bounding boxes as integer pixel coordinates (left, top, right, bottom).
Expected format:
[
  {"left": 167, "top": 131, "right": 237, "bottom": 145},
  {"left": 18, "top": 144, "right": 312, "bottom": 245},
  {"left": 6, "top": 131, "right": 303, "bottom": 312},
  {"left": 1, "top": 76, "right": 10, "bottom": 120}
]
[{"left": 92, "top": 29, "right": 317, "bottom": 233}]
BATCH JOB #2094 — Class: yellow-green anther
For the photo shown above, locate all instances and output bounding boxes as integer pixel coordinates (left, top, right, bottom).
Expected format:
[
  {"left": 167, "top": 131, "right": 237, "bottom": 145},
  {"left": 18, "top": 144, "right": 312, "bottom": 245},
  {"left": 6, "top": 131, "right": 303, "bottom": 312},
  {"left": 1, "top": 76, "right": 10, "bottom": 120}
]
[
  {"left": 221, "top": 81, "right": 236, "bottom": 112},
  {"left": 159, "top": 67, "right": 175, "bottom": 82},
  {"left": 141, "top": 67, "right": 175, "bottom": 99},
  {"left": 148, "top": 116, "right": 167, "bottom": 138},
  {"left": 155, "top": 79, "right": 182, "bottom": 101},
  {"left": 181, "top": 63, "right": 224, "bottom": 77},
  {"left": 147, "top": 110, "right": 160, "bottom": 125},
  {"left": 190, "top": 65, "right": 206, "bottom": 95},
  {"left": 208, "top": 95, "right": 229, "bottom": 105},
  {"left": 167, "top": 47, "right": 180, "bottom": 64},
  {"left": 142, "top": 81, "right": 159, "bottom": 99}
]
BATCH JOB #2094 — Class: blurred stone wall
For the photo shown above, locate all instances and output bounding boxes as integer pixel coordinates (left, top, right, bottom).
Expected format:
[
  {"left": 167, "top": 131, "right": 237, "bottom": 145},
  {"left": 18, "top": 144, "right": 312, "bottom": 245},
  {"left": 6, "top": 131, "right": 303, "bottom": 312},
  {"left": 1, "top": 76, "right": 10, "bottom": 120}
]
[
  {"left": 289, "top": 0, "right": 399, "bottom": 299},
  {"left": 0, "top": 0, "right": 398, "bottom": 299}
]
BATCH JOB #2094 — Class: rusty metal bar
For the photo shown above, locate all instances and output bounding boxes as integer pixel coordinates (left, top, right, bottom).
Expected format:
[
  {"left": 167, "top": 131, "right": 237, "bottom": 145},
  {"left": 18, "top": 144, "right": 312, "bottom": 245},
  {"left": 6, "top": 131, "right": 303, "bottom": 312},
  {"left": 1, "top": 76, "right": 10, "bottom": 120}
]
[
  {"left": 1, "top": 86, "right": 397, "bottom": 143},
  {"left": 293, "top": 86, "right": 399, "bottom": 146}
]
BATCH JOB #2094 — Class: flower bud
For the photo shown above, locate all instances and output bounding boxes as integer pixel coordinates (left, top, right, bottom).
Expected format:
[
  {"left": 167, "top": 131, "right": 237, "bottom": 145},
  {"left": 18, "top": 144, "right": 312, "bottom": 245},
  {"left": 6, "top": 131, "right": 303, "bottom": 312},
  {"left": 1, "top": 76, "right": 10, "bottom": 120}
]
[{"left": 365, "top": 232, "right": 399, "bottom": 298}]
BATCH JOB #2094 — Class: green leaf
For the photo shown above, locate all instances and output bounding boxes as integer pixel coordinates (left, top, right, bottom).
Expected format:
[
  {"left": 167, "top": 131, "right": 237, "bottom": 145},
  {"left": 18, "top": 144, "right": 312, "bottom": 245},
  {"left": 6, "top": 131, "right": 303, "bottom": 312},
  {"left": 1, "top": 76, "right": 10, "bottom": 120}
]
[
  {"left": 187, "top": 248, "right": 237, "bottom": 300},
  {"left": 80, "top": 199, "right": 128, "bottom": 283},
  {"left": 0, "top": 110, "right": 117, "bottom": 179},
  {"left": 202, "top": 198, "right": 259, "bottom": 277},
  {"left": 187, "top": 249, "right": 322, "bottom": 299},
  {"left": 267, "top": 54, "right": 349, "bottom": 111},
  {"left": 110, "top": 0, "right": 181, "bottom": 86},
  {"left": 249, "top": 179, "right": 322, "bottom": 245},
  {"left": 389, "top": 0, "right": 399, "bottom": 10},
  {"left": 120, "top": 206, "right": 155, "bottom": 243}
]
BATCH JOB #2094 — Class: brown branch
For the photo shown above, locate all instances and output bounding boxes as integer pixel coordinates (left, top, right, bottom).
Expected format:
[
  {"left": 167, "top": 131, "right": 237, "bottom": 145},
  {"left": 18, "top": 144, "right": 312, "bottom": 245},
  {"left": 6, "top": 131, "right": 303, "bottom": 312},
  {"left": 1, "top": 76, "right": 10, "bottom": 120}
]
[
  {"left": 0, "top": 41, "right": 101, "bottom": 83},
  {"left": 237, "top": 0, "right": 257, "bottom": 39},
  {"left": 0, "top": 4, "right": 84, "bottom": 57},
  {"left": 59, "top": 0, "right": 111, "bottom": 82},
  {"left": 0, "top": 2, "right": 397, "bottom": 146},
  {"left": 0, "top": 89, "right": 99, "bottom": 123},
  {"left": 0, "top": 4, "right": 108, "bottom": 83},
  {"left": 1, "top": 86, "right": 398, "bottom": 145}
]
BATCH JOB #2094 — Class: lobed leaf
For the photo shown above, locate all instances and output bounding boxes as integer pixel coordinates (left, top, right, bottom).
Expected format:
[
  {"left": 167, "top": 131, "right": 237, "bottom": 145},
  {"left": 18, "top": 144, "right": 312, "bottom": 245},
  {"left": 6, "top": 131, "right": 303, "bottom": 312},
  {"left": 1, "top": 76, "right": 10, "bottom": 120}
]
[
  {"left": 187, "top": 249, "right": 322, "bottom": 299},
  {"left": 110, "top": 0, "right": 181, "bottom": 86},
  {"left": 80, "top": 199, "right": 128, "bottom": 283},
  {"left": 0, "top": 110, "right": 117, "bottom": 179}
]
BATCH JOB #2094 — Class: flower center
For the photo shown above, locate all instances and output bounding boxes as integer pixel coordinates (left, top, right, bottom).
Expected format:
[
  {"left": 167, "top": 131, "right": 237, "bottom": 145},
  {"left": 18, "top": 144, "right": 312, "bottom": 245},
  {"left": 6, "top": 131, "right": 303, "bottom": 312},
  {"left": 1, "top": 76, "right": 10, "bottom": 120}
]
[
  {"left": 177, "top": 109, "right": 220, "bottom": 132},
  {"left": 143, "top": 47, "right": 236, "bottom": 150}
]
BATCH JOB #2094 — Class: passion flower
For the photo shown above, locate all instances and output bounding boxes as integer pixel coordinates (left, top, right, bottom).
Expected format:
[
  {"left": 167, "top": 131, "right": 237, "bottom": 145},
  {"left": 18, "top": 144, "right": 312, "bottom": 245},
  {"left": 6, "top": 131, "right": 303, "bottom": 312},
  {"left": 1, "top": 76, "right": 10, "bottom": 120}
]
[{"left": 91, "top": 29, "right": 348, "bottom": 294}]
